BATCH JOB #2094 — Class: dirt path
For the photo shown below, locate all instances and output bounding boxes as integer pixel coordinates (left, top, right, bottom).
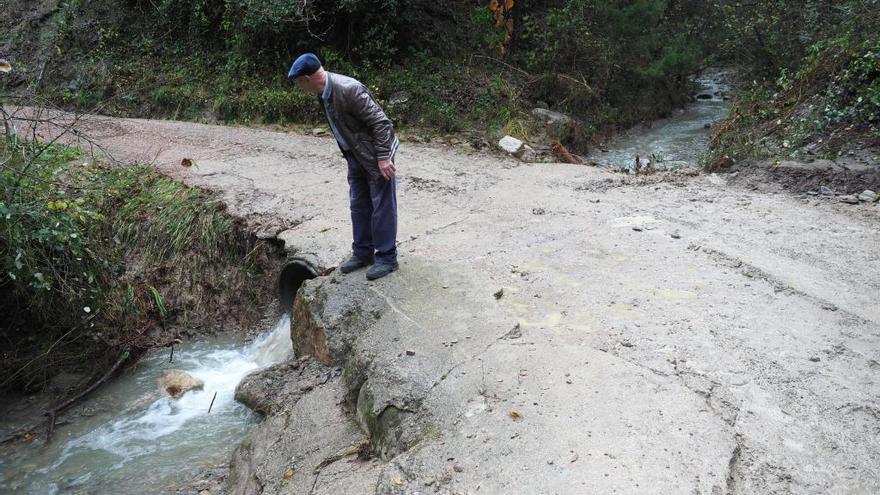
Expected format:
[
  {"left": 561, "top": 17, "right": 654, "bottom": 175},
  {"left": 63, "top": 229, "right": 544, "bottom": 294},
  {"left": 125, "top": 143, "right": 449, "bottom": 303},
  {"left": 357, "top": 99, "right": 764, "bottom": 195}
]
[{"left": 20, "top": 109, "right": 880, "bottom": 493}]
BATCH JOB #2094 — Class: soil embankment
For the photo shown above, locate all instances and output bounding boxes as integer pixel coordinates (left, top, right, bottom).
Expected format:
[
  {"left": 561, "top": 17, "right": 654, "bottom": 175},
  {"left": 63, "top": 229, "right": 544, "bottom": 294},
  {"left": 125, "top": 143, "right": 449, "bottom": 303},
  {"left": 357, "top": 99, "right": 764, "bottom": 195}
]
[{"left": 12, "top": 109, "right": 880, "bottom": 493}]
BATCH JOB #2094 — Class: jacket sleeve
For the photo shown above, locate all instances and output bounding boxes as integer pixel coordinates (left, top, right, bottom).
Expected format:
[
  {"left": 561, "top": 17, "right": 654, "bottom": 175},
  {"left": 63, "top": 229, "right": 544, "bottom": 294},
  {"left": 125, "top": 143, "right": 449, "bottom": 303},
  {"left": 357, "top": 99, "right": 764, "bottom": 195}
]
[{"left": 348, "top": 84, "right": 397, "bottom": 161}]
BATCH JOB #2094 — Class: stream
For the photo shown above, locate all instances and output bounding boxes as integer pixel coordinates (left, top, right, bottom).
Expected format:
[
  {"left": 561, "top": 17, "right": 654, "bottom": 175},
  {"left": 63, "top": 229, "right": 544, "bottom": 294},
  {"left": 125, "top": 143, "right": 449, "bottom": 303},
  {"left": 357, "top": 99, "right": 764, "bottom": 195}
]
[
  {"left": 589, "top": 68, "right": 733, "bottom": 171},
  {"left": 0, "top": 316, "right": 292, "bottom": 494}
]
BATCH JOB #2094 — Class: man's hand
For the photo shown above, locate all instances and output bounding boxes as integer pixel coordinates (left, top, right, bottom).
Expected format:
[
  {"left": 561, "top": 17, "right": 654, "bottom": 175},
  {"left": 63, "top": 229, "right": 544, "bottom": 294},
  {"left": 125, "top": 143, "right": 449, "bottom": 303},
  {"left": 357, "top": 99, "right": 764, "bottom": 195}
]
[{"left": 378, "top": 159, "right": 396, "bottom": 180}]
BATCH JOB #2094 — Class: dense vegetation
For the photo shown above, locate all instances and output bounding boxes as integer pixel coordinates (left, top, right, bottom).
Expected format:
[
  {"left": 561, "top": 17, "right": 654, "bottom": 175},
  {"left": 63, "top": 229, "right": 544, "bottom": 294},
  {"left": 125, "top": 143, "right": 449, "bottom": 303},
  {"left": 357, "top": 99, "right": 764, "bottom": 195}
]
[
  {"left": 709, "top": 0, "right": 880, "bottom": 161},
  {"left": 0, "top": 138, "right": 275, "bottom": 391},
  {"left": 3, "top": 0, "right": 718, "bottom": 148}
]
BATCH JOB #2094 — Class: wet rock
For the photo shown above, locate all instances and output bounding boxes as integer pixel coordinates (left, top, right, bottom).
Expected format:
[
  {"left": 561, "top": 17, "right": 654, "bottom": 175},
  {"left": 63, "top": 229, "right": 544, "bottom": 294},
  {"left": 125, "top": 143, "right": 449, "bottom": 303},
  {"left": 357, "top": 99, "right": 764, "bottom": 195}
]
[
  {"left": 858, "top": 190, "right": 877, "bottom": 202},
  {"left": 839, "top": 195, "right": 859, "bottom": 204},
  {"left": 158, "top": 369, "right": 204, "bottom": 398},
  {"left": 234, "top": 359, "right": 332, "bottom": 416}
]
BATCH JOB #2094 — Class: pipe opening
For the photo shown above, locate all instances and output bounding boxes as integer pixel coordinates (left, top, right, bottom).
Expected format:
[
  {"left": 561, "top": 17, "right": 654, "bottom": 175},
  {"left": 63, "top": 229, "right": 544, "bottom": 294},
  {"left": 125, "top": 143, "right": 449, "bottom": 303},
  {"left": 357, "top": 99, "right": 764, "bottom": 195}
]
[{"left": 278, "top": 259, "right": 318, "bottom": 314}]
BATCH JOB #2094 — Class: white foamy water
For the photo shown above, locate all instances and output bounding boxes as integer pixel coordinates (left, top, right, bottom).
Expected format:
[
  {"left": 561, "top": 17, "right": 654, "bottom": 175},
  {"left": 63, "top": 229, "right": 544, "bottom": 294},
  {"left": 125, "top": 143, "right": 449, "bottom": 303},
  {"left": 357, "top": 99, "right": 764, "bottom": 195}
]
[{"left": 0, "top": 315, "right": 292, "bottom": 495}]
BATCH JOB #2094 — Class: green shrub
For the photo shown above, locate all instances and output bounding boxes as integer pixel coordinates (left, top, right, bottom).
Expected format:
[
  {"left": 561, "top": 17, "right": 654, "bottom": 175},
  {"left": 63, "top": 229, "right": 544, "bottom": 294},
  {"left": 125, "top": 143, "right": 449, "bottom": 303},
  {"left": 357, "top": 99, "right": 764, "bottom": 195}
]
[{"left": 0, "top": 142, "right": 271, "bottom": 391}]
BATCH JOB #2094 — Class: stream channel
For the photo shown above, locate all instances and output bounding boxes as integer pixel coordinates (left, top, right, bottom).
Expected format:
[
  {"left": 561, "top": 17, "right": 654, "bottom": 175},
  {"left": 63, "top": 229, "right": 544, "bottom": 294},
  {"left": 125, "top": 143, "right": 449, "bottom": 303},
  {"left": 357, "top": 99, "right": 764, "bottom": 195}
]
[
  {"left": 0, "top": 68, "right": 733, "bottom": 495},
  {"left": 0, "top": 316, "right": 292, "bottom": 494}
]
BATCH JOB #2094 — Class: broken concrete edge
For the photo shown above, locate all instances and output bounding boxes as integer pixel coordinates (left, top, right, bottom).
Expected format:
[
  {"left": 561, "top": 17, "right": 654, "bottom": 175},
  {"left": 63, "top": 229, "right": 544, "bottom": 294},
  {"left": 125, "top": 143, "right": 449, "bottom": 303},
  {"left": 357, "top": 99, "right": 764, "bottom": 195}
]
[{"left": 289, "top": 276, "right": 430, "bottom": 460}]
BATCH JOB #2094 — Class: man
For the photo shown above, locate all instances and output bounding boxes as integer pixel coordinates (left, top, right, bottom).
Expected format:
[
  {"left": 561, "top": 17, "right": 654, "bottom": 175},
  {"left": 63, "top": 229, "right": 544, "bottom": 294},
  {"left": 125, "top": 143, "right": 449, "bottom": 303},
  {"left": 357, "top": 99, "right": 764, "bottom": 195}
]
[{"left": 288, "top": 53, "right": 399, "bottom": 280}]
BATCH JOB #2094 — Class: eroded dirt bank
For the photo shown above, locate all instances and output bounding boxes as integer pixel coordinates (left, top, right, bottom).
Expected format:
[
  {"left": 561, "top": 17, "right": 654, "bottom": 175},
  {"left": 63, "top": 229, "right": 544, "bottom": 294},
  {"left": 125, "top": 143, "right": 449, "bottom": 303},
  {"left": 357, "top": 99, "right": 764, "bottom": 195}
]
[{"left": 17, "top": 109, "right": 880, "bottom": 494}]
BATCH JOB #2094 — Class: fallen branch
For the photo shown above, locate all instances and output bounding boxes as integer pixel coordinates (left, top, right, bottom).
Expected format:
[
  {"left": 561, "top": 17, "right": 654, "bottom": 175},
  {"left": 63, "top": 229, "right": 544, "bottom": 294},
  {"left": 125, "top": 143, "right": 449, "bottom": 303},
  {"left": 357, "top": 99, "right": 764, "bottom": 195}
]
[{"left": 43, "top": 350, "right": 130, "bottom": 445}]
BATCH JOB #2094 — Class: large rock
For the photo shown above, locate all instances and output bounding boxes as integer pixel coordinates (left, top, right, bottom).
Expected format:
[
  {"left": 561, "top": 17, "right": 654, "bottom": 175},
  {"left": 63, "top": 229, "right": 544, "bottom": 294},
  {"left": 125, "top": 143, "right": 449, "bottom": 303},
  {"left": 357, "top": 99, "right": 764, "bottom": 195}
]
[
  {"left": 531, "top": 108, "right": 578, "bottom": 141},
  {"left": 158, "top": 369, "right": 203, "bottom": 398},
  {"left": 234, "top": 357, "right": 332, "bottom": 416},
  {"left": 497, "top": 135, "right": 536, "bottom": 163},
  {"left": 497, "top": 135, "right": 524, "bottom": 154},
  {"left": 531, "top": 107, "right": 575, "bottom": 127},
  {"left": 858, "top": 190, "right": 877, "bottom": 202}
]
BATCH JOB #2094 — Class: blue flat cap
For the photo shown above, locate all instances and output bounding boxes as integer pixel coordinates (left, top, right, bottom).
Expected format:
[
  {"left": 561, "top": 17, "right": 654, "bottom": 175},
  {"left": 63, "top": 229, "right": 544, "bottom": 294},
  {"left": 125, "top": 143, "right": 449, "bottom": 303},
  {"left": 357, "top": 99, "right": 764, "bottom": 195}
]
[{"left": 288, "top": 53, "right": 321, "bottom": 79}]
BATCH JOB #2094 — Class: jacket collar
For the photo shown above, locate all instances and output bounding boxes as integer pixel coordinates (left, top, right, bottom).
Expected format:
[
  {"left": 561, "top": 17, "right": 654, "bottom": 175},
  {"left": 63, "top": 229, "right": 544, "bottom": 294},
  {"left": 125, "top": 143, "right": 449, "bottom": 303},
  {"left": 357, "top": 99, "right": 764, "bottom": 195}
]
[{"left": 321, "top": 72, "right": 333, "bottom": 101}]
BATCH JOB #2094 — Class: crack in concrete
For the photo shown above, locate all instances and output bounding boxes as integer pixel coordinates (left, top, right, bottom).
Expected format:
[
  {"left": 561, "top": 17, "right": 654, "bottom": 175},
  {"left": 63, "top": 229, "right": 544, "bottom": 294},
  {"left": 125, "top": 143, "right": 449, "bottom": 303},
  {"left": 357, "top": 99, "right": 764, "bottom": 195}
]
[
  {"left": 726, "top": 433, "right": 744, "bottom": 494},
  {"left": 693, "top": 245, "right": 876, "bottom": 326},
  {"left": 367, "top": 287, "right": 429, "bottom": 333}
]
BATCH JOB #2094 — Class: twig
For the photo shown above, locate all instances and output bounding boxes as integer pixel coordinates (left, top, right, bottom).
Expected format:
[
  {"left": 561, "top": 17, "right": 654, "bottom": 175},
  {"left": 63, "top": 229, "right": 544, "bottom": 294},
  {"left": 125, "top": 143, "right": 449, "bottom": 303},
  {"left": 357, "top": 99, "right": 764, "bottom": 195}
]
[
  {"left": 43, "top": 350, "right": 130, "bottom": 445},
  {"left": 469, "top": 54, "right": 596, "bottom": 94},
  {"left": 207, "top": 391, "right": 217, "bottom": 413}
]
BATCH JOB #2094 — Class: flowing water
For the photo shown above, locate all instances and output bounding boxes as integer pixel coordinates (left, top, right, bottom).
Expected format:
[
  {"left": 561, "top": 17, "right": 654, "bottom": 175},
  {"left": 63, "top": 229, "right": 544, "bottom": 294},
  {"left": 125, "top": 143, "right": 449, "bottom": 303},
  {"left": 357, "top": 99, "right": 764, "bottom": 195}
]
[
  {"left": 589, "top": 68, "right": 734, "bottom": 171},
  {"left": 0, "top": 315, "right": 292, "bottom": 494}
]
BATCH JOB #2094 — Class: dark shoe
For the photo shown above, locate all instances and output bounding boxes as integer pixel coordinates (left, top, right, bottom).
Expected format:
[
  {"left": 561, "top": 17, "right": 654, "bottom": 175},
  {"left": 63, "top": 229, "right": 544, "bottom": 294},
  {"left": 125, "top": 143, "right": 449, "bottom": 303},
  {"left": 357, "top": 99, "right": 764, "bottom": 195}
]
[
  {"left": 340, "top": 256, "right": 372, "bottom": 274},
  {"left": 366, "top": 263, "right": 398, "bottom": 280}
]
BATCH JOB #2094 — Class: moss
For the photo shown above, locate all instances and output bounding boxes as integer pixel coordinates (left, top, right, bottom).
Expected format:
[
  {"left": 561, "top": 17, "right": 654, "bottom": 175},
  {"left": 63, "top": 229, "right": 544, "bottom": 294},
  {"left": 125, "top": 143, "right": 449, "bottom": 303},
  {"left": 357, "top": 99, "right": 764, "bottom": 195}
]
[{"left": 355, "top": 380, "right": 413, "bottom": 460}]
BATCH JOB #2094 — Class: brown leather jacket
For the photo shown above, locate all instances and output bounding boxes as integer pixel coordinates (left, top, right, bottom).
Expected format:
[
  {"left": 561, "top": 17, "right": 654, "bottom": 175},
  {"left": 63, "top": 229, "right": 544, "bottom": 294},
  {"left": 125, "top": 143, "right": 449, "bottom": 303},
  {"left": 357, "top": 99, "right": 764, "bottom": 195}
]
[{"left": 318, "top": 72, "right": 399, "bottom": 179}]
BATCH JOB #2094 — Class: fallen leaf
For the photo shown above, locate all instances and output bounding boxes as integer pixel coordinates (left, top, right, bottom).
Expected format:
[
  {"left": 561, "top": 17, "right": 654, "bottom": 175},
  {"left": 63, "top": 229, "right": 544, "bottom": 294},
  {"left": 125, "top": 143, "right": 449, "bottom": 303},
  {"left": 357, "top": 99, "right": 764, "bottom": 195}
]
[
  {"left": 181, "top": 158, "right": 193, "bottom": 168},
  {"left": 0, "top": 59, "right": 11, "bottom": 73},
  {"left": 23, "top": 432, "right": 33, "bottom": 442},
  {"left": 283, "top": 467, "right": 295, "bottom": 480},
  {"left": 508, "top": 410, "right": 522, "bottom": 421},
  {"left": 393, "top": 476, "right": 404, "bottom": 486}
]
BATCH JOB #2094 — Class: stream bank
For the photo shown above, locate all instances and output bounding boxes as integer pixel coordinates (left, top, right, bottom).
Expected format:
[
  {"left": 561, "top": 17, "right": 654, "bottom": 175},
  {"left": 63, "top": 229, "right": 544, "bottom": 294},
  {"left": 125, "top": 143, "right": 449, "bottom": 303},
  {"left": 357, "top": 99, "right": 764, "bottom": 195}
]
[{"left": 0, "top": 150, "right": 293, "bottom": 493}]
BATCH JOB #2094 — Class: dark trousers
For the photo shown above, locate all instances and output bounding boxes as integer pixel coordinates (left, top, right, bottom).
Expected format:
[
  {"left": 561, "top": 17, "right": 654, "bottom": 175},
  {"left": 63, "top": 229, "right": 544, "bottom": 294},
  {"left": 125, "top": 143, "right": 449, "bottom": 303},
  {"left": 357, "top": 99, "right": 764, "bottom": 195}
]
[{"left": 345, "top": 152, "right": 398, "bottom": 266}]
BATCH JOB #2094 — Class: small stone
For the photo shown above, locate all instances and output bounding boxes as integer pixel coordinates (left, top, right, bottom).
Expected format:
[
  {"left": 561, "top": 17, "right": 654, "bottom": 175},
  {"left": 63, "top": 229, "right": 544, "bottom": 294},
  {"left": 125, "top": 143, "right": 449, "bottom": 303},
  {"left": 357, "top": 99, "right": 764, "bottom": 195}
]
[
  {"left": 809, "top": 356, "right": 821, "bottom": 362},
  {"left": 632, "top": 226, "right": 643, "bottom": 232},
  {"left": 494, "top": 288, "right": 504, "bottom": 299},
  {"left": 406, "top": 349, "right": 416, "bottom": 356},
  {"left": 858, "top": 190, "right": 877, "bottom": 202},
  {"left": 453, "top": 463, "right": 464, "bottom": 473},
  {"left": 806, "top": 190, "right": 819, "bottom": 196},
  {"left": 819, "top": 185, "right": 835, "bottom": 196},
  {"left": 670, "top": 232, "right": 681, "bottom": 239},
  {"left": 839, "top": 195, "right": 859, "bottom": 204},
  {"left": 531, "top": 207, "right": 546, "bottom": 215}
]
